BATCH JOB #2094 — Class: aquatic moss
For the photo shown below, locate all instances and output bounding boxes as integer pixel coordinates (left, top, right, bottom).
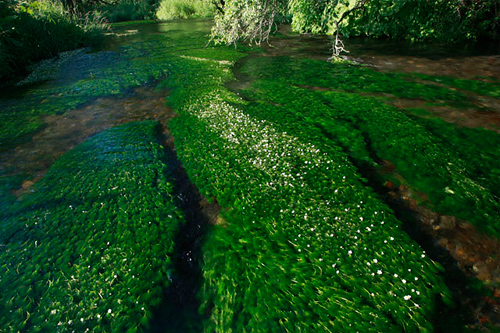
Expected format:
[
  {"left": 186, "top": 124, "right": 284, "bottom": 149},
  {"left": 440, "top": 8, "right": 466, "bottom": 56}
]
[
  {"left": 236, "top": 59, "right": 500, "bottom": 237},
  {"left": 0, "top": 121, "right": 184, "bottom": 332},
  {"left": 240, "top": 56, "right": 470, "bottom": 102},
  {"left": 166, "top": 47, "right": 451, "bottom": 332}
]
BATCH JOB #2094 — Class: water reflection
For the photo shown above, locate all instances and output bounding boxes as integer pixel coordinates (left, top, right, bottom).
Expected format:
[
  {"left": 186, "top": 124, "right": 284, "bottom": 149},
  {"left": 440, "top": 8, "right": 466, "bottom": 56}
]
[
  {"left": 2, "top": 85, "right": 173, "bottom": 196},
  {"left": 267, "top": 25, "right": 500, "bottom": 80}
]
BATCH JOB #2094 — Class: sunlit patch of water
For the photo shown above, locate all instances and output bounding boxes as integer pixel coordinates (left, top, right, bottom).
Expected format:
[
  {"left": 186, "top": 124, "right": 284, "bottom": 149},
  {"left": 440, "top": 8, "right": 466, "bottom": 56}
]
[{"left": 2, "top": 85, "right": 173, "bottom": 197}]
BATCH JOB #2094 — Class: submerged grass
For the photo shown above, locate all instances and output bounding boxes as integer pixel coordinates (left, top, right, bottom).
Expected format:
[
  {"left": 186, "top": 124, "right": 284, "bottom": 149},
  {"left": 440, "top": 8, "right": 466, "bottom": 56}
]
[
  {"left": 0, "top": 121, "right": 185, "bottom": 332},
  {"left": 2, "top": 19, "right": 499, "bottom": 332},
  {"left": 237, "top": 57, "right": 500, "bottom": 238},
  {"left": 164, "top": 38, "right": 453, "bottom": 332}
]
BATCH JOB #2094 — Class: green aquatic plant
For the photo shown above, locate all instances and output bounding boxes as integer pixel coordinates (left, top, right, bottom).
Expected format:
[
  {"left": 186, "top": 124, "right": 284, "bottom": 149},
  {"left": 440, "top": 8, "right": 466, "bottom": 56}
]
[
  {"left": 2, "top": 19, "right": 497, "bottom": 332},
  {"left": 412, "top": 73, "right": 500, "bottom": 99},
  {"left": 236, "top": 57, "right": 500, "bottom": 237},
  {"left": 165, "top": 45, "right": 452, "bottom": 332},
  {"left": 0, "top": 121, "right": 185, "bottom": 332},
  {"left": 240, "top": 56, "right": 470, "bottom": 102}
]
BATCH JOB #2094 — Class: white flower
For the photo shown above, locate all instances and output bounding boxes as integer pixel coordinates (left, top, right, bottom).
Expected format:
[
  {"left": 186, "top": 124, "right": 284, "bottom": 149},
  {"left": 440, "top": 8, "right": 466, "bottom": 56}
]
[
  {"left": 108, "top": 309, "right": 112, "bottom": 314},
  {"left": 404, "top": 295, "right": 411, "bottom": 300}
]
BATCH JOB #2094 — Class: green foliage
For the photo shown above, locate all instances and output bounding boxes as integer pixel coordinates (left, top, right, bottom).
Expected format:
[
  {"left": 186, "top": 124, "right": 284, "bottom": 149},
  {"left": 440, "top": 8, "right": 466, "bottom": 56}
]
[
  {"left": 288, "top": 0, "right": 357, "bottom": 34},
  {"left": 97, "top": 0, "right": 155, "bottom": 22},
  {"left": 164, "top": 37, "right": 452, "bottom": 332},
  {"left": 0, "top": 0, "right": 106, "bottom": 82},
  {"left": 212, "top": 0, "right": 500, "bottom": 50},
  {"left": 343, "top": 0, "right": 456, "bottom": 41},
  {"left": 0, "top": 121, "right": 185, "bottom": 332},
  {"left": 237, "top": 56, "right": 500, "bottom": 237},
  {"left": 155, "top": 0, "right": 214, "bottom": 20},
  {"left": 210, "top": 0, "right": 288, "bottom": 45}
]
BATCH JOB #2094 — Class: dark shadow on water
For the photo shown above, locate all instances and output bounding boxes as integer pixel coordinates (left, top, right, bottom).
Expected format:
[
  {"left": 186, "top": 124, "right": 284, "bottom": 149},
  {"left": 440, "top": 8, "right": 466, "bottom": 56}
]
[{"left": 148, "top": 126, "right": 215, "bottom": 333}]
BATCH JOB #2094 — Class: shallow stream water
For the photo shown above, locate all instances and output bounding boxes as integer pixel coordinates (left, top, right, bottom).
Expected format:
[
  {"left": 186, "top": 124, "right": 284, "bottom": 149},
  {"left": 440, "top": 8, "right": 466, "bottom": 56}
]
[
  {"left": 2, "top": 21, "right": 499, "bottom": 196},
  {"left": 1, "top": 19, "right": 500, "bottom": 331}
]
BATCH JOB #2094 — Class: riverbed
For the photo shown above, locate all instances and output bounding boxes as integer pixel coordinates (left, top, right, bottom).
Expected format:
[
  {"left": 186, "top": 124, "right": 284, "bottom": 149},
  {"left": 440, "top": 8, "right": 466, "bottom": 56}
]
[{"left": 1, "top": 19, "right": 500, "bottom": 332}]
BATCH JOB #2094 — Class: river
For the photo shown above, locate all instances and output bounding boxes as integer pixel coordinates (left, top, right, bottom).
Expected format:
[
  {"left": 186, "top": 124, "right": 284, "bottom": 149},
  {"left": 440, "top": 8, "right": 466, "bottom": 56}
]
[{"left": 1, "top": 19, "right": 499, "bottom": 331}]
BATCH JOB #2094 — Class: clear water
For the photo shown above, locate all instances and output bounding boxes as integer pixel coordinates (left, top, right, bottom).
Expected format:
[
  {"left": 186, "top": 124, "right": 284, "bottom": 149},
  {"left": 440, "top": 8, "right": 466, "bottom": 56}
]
[{"left": 2, "top": 20, "right": 499, "bottom": 196}]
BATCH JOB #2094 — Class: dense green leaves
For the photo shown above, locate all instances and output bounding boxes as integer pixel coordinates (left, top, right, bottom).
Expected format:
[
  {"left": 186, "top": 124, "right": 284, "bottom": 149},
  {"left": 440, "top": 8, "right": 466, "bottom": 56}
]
[
  {"left": 0, "top": 121, "right": 185, "bottom": 332},
  {"left": 212, "top": 0, "right": 500, "bottom": 53},
  {"left": 165, "top": 39, "right": 452, "bottom": 332},
  {"left": 210, "top": 0, "right": 288, "bottom": 45}
]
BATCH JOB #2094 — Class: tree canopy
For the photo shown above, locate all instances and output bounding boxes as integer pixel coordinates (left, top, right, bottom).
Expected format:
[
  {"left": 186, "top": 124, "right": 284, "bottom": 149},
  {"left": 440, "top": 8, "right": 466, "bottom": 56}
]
[{"left": 210, "top": 0, "right": 500, "bottom": 55}]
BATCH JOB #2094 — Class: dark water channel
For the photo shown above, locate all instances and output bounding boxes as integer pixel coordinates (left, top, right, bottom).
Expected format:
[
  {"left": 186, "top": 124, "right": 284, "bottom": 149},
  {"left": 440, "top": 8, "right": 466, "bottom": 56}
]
[{"left": 1, "top": 19, "right": 500, "bottom": 331}]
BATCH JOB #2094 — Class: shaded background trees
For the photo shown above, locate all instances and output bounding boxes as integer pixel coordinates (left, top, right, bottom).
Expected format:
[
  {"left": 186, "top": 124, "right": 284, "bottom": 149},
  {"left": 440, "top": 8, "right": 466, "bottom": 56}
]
[
  {"left": 210, "top": 0, "right": 500, "bottom": 55},
  {"left": 0, "top": 0, "right": 105, "bottom": 82}
]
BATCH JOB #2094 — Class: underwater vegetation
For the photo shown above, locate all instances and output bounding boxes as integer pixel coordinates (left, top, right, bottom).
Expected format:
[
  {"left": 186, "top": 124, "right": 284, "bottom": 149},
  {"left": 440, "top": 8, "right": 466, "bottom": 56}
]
[
  {"left": 0, "top": 121, "right": 185, "bottom": 332},
  {"left": 237, "top": 57, "right": 500, "bottom": 238},
  {"left": 2, "top": 19, "right": 500, "bottom": 332},
  {"left": 165, "top": 45, "right": 453, "bottom": 332}
]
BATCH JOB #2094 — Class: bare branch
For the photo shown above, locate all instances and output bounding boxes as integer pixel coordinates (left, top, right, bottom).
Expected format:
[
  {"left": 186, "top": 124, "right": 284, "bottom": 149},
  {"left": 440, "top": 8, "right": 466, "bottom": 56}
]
[{"left": 331, "top": 0, "right": 370, "bottom": 58}]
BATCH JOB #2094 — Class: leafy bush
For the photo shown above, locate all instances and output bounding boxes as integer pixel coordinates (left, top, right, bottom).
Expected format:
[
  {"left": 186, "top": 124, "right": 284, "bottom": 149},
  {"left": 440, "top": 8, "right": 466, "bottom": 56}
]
[
  {"left": 212, "top": 0, "right": 500, "bottom": 51},
  {"left": 156, "top": 0, "right": 213, "bottom": 20},
  {"left": 0, "top": 0, "right": 105, "bottom": 82}
]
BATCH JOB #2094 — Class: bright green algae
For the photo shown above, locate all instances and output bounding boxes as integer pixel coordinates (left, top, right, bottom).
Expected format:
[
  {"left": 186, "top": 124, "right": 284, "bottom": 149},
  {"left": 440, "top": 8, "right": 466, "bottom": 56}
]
[
  {"left": 2, "top": 19, "right": 498, "bottom": 332},
  {"left": 165, "top": 45, "right": 452, "bottom": 331},
  {"left": 0, "top": 121, "right": 184, "bottom": 332},
  {"left": 237, "top": 57, "right": 500, "bottom": 237}
]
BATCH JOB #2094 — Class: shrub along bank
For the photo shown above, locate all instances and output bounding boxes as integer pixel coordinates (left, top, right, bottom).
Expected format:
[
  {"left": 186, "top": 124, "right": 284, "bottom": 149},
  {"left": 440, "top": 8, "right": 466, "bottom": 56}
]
[
  {"left": 155, "top": 0, "right": 214, "bottom": 20},
  {"left": 0, "top": 121, "right": 185, "bottom": 332},
  {"left": 0, "top": 0, "right": 105, "bottom": 83}
]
